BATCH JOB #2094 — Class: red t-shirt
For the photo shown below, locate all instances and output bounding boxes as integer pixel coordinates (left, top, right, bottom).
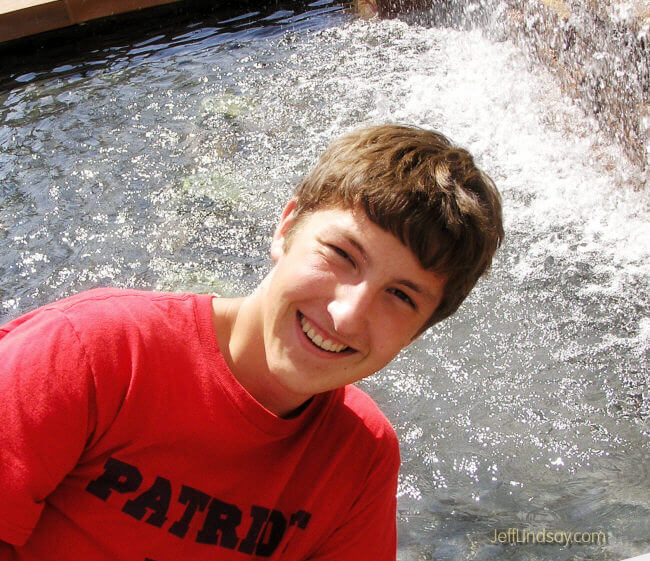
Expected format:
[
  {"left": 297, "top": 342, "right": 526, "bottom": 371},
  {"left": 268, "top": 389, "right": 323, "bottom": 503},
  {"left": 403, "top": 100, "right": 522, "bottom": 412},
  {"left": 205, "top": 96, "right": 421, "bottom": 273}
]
[{"left": 0, "top": 288, "right": 399, "bottom": 560}]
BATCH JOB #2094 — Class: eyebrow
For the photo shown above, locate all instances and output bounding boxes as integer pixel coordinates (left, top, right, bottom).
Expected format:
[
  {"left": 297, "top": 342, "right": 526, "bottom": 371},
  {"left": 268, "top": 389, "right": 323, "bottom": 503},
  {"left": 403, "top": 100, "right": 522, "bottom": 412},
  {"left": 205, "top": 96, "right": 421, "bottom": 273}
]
[
  {"left": 398, "top": 279, "right": 425, "bottom": 294},
  {"left": 396, "top": 279, "right": 439, "bottom": 305},
  {"left": 343, "top": 235, "right": 368, "bottom": 262}
]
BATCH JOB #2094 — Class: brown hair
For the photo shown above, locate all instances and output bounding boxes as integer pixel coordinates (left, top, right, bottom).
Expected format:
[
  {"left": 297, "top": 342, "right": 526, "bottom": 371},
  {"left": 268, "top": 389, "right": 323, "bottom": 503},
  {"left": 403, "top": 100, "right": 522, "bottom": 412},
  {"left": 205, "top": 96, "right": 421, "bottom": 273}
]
[{"left": 291, "top": 124, "right": 504, "bottom": 330}]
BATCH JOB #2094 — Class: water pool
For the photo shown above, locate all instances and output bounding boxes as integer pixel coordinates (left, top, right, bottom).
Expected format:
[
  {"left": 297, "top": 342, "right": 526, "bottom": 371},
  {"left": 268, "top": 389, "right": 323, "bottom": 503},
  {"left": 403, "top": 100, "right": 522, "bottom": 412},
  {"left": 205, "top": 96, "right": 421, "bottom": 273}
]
[{"left": 1, "top": 2, "right": 648, "bottom": 559}]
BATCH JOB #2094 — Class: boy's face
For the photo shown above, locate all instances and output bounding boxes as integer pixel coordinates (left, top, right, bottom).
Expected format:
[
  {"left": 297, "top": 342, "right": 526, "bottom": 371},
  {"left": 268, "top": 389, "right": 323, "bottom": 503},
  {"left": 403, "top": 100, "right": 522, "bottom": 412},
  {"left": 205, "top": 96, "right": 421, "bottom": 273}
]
[{"left": 258, "top": 201, "right": 446, "bottom": 406}]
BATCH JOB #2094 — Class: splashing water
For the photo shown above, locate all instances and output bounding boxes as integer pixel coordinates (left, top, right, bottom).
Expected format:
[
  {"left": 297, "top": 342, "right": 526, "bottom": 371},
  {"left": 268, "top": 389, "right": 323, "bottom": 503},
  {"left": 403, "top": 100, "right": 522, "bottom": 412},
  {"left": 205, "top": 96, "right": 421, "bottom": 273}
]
[{"left": 1, "top": 3, "right": 648, "bottom": 560}]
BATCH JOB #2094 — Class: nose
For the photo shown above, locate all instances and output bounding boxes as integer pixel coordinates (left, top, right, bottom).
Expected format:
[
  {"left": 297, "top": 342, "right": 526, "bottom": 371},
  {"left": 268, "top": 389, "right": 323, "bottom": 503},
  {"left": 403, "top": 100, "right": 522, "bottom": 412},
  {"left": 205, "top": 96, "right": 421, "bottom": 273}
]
[{"left": 327, "top": 283, "right": 372, "bottom": 338}]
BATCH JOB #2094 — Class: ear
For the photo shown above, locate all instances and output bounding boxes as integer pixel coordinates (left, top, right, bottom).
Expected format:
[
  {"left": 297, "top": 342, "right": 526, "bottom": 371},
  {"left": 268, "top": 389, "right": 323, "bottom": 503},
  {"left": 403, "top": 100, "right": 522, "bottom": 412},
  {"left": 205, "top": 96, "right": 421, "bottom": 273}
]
[{"left": 270, "top": 199, "right": 298, "bottom": 263}]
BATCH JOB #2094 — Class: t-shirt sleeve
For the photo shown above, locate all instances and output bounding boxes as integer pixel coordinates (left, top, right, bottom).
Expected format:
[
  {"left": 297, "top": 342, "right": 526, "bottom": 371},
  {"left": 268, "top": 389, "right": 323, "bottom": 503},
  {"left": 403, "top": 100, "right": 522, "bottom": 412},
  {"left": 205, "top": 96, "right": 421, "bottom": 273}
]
[
  {"left": 0, "top": 308, "right": 96, "bottom": 546},
  {"left": 307, "top": 430, "right": 400, "bottom": 561}
]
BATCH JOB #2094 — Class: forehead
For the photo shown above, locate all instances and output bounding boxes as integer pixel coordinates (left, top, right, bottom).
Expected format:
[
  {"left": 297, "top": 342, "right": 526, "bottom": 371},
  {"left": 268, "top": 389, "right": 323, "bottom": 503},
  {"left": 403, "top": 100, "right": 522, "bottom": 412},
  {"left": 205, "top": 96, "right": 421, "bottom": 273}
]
[
  {"left": 293, "top": 205, "right": 378, "bottom": 241},
  {"left": 294, "top": 205, "right": 400, "bottom": 251},
  {"left": 291, "top": 206, "right": 397, "bottom": 256}
]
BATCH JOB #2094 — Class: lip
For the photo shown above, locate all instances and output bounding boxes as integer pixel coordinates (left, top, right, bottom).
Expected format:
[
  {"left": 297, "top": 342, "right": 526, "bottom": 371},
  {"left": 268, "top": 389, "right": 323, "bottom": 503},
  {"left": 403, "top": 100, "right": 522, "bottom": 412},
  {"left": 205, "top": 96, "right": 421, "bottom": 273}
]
[{"left": 296, "top": 311, "right": 355, "bottom": 358}]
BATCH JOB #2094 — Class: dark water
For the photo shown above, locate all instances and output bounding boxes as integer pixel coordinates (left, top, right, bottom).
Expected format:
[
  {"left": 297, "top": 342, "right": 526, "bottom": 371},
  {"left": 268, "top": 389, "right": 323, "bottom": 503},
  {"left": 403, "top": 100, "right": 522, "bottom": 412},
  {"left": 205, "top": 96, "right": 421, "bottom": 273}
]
[{"left": 1, "top": 2, "right": 648, "bottom": 560}]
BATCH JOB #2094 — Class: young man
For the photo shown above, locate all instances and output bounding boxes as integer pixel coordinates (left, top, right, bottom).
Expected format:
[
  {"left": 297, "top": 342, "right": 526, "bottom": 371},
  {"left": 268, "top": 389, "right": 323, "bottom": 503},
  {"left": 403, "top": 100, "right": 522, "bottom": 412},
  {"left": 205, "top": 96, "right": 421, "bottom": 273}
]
[{"left": 0, "top": 125, "right": 503, "bottom": 560}]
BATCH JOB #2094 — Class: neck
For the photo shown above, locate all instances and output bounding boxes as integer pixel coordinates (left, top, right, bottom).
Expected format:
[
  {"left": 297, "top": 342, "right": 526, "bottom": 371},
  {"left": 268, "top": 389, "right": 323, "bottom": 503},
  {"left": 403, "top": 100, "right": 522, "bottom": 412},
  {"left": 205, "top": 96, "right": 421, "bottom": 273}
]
[{"left": 211, "top": 292, "right": 312, "bottom": 419}]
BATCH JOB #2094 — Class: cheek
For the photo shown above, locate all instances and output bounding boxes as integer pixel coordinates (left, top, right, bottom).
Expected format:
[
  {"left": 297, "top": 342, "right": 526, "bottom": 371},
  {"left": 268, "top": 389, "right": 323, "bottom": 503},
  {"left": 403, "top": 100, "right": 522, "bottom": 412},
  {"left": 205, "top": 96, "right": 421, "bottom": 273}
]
[
  {"left": 368, "top": 314, "right": 417, "bottom": 354},
  {"left": 287, "top": 260, "right": 336, "bottom": 291},
  {"left": 270, "top": 271, "right": 331, "bottom": 311}
]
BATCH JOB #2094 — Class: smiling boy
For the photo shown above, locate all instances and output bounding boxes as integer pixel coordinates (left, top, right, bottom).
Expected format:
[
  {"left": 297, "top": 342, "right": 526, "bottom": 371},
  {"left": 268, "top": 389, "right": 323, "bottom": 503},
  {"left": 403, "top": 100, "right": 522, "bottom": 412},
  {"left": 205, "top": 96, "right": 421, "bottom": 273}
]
[{"left": 0, "top": 125, "right": 503, "bottom": 560}]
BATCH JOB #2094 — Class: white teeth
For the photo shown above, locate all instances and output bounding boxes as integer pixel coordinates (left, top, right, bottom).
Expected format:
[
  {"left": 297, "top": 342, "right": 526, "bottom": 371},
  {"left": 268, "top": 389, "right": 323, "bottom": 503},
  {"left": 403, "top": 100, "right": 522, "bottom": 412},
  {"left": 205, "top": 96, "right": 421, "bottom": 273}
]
[{"left": 300, "top": 315, "right": 347, "bottom": 353}]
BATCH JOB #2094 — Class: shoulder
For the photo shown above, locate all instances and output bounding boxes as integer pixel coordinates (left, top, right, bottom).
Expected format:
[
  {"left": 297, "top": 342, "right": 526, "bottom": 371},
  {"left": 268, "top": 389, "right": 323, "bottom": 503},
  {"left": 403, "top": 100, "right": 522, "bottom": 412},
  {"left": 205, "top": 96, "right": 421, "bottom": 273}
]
[
  {"left": 341, "top": 385, "right": 397, "bottom": 437},
  {"left": 3, "top": 288, "right": 201, "bottom": 325},
  {"left": 1, "top": 287, "right": 211, "bottom": 386},
  {"left": 50, "top": 287, "right": 200, "bottom": 318},
  {"left": 329, "top": 385, "right": 400, "bottom": 464},
  {"left": 49, "top": 287, "right": 212, "bottom": 365},
  {"left": 23, "top": 288, "right": 207, "bottom": 341}
]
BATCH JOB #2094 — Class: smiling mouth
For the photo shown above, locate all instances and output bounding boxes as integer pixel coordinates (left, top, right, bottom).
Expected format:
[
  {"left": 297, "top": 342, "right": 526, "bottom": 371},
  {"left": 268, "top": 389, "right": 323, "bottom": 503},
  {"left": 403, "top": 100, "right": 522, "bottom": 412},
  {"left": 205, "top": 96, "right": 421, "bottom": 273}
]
[{"left": 298, "top": 312, "right": 350, "bottom": 354}]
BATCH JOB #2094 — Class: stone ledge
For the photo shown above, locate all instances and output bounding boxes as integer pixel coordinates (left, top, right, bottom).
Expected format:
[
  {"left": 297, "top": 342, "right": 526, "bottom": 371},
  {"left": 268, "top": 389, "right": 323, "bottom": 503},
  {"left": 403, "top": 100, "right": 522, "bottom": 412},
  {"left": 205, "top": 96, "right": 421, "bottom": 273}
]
[{"left": 505, "top": 0, "right": 649, "bottom": 170}]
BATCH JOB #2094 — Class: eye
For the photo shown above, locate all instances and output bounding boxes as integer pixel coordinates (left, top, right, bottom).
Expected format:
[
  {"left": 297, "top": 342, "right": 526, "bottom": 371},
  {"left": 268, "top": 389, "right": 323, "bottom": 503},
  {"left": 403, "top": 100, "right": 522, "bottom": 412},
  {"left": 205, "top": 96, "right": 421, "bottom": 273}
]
[
  {"left": 329, "top": 245, "right": 355, "bottom": 267},
  {"left": 388, "top": 288, "right": 416, "bottom": 309}
]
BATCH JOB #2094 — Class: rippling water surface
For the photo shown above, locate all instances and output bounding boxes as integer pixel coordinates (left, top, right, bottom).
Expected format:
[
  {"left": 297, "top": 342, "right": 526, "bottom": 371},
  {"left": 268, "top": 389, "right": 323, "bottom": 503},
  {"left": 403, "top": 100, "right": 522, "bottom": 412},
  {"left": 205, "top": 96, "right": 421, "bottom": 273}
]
[{"left": 1, "top": 3, "right": 648, "bottom": 560}]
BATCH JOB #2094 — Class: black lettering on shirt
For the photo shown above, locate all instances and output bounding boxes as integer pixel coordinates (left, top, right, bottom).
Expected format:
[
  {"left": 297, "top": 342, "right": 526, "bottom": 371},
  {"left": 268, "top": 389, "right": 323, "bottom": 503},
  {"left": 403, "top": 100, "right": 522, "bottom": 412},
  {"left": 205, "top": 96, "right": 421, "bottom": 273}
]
[
  {"left": 290, "top": 510, "right": 312, "bottom": 529},
  {"left": 85, "top": 457, "right": 312, "bottom": 557},
  {"left": 168, "top": 485, "right": 211, "bottom": 538},
  {"left": 86, "top": 457, "right": 143, "bottom": 500},
  {"left": 122, "top": 476, "right": 172, "bottom": 527},
  {"left": 238, "top": 505, "right": 270, "bottom": 554},
  {"left": 255, "top": 510, "right": 287, "bottom": 557},
  {"left": 195, "top": 498, "right": 242, "bottom": 549}
]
